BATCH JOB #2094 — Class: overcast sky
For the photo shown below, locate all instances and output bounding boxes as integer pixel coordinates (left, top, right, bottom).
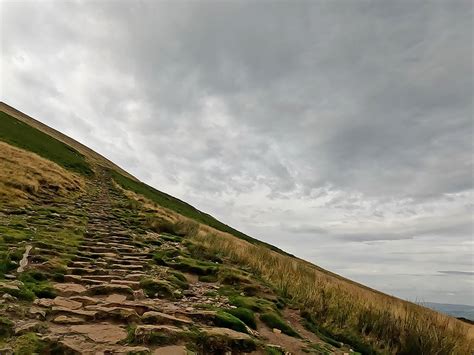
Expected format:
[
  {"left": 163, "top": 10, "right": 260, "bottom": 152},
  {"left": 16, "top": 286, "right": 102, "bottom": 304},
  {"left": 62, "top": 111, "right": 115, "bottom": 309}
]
[{"left": 1, "top": 0, "right": 472, "bottom": 305}]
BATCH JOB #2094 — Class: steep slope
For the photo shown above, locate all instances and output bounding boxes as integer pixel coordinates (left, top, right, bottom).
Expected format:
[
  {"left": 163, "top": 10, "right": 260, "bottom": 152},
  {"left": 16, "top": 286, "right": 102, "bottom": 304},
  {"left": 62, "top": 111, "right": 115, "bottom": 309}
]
[{"left": 0, "top": 104, "right": 472, "bottom": 354}]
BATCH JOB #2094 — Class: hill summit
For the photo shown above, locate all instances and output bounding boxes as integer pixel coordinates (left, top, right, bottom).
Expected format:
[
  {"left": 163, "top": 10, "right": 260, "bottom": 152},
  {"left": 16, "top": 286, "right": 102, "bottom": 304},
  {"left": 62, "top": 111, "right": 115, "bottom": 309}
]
[{"left": 0, "top": 103, "right": 472, "bottom": 354}]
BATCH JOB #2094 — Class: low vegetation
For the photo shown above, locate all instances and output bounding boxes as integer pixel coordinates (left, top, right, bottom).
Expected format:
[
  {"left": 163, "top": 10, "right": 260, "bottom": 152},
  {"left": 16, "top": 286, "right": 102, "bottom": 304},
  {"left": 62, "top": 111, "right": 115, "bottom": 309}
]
[
  {"left": 0, "top": 142, "right": 84, "bottom": 205},
  {"left": 193, "top": 231, "right": 474, "bottom": 354},
  {"left": 111, "top": 170, "right": 290, "bottom": 255}
]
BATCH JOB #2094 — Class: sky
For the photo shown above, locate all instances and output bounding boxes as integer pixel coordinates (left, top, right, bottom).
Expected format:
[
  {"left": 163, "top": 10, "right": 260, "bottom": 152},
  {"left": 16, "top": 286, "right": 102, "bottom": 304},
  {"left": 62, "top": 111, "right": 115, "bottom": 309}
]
[{"left": 1, "top": 0, "right": 472, "bottom": 305}]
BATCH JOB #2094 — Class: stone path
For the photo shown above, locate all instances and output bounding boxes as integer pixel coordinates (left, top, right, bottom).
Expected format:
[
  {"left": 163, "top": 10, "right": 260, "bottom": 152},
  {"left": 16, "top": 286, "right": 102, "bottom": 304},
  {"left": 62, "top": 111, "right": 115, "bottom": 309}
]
[{"left": 21, "top": 171, "right": 258, "bottom": 354}]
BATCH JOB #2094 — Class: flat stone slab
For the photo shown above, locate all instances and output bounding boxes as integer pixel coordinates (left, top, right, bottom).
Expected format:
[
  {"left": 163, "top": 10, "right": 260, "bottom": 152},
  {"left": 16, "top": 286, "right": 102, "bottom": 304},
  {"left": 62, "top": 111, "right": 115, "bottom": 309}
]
[
  {"left": 142, "top": 311, "right": 192, "bottom": 326},
  {"left": 70, "top": 323, "right": 128, "bottom": 343},
  {"left": 53, "top": 315, "right": 84, "bottom": 324},
  {"left": 51, "top": 307, "right": 97, "bottom": 319},
  {"left": 53, "top": 296, "right": 83, "bottom": 310},
  {"left": 69, "top": 295, "right": 99, "bottom": 306},
  {"left": 53, "top": 283, "right": 87, "bottom": 296},
  {"left": 105, "top": 294, "right": 127, "bottom": 303}
]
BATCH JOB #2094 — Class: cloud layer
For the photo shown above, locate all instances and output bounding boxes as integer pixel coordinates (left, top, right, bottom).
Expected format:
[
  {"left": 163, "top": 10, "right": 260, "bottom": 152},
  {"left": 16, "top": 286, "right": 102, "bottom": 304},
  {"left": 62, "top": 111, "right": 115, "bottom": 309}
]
[{"left": 1, "top": 0, "right": 472, "bottom": 304}]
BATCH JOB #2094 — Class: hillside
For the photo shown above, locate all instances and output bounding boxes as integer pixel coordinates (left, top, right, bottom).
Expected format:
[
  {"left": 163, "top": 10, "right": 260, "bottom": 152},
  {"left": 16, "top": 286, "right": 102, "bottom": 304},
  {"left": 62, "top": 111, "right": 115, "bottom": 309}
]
[{"left": 0, "top": 103, "right": 472, "bottom": 354}]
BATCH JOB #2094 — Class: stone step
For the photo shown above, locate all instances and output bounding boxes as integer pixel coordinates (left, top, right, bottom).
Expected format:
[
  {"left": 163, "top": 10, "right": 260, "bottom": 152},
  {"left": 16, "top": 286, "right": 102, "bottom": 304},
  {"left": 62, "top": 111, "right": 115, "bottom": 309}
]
[
  {"left": 87, "top": 283, "right": 134, "bottom": 298},
  {"left": 110, "top": 279, "right": 141, "bottom": 289},
  {"left": 50, "top": 306, "right": 97, "bottom": 320},
  {"left": 109, "top": 264, "right": 144, "bottom": 270},
  {"left": 125, "top": 273, "right": 145, "bottom": 281}
]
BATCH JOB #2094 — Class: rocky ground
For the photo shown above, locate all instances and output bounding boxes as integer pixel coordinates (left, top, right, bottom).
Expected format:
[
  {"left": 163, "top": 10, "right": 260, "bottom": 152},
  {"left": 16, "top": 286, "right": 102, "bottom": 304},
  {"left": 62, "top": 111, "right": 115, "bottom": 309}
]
[{"left": 0, "top": 170, "right": 354, "bottom": 354}]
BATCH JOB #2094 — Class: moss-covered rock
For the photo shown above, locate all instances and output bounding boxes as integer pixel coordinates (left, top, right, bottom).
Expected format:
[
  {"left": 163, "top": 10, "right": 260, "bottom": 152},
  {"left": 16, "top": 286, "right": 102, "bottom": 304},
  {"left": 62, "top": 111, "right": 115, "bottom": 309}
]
[
  {"left": 226, "top": 307, "right": 257, "bottom": 329},
  {"left": 260, "top": 312, "right": 299, "bottom": 337}
]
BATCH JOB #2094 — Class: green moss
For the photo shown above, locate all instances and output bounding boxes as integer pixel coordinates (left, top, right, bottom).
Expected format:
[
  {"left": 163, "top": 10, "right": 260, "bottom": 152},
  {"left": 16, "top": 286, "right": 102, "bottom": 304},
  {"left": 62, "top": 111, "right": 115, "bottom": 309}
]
[
  {"left": 228, "top": 295, "right": 275, "bottom": 313},
  {"left": 260, "top": 312, "right": 299, "bottom": 337},
  {"left": 169, "top": 257, "right": 219, "bottom": 276},
  {"left": 199, "top": 274, "right": 219, "bottom": 283},
  {"left": 192, "top": 328, "right": 257, "bottom": 353},
  {"left": 0, "top": 284, "right": 35, "bottom": 301},
  {"left": 140, "top": 278, "right": 176, "bottom": 299},
  {"left": 226, "top": 307, "right": 257, "bottom": 329},
  {"left": 214, "top": 311, "right": 249, "bottom": 333},
  {"left": 13, "top": 333, "right": 47, "bottom": 355},
  {"left": 0, "top": 317, "right": 13, "bottom": 338},
  {"left": 167, "top": 271, "right": 189, "bottom": 290}
]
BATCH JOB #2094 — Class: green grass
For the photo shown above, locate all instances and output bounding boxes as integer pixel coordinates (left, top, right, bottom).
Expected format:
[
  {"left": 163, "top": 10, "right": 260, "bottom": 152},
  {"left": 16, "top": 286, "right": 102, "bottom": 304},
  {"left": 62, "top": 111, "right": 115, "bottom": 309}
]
[
  {"left": 260, "top": 312, "right": 300, "bottom": 337},
  {"left": 214, "top": 311, "right": 249, "bottom": 333},
  {"left": 226, "top": 307, "right": 257, "bottom": 329},
  {"left": 0, "top": 112, "right": 92, "bottom": 176},
  {"left": 111, "top": 170, "right": 292, "bottom": 255}
]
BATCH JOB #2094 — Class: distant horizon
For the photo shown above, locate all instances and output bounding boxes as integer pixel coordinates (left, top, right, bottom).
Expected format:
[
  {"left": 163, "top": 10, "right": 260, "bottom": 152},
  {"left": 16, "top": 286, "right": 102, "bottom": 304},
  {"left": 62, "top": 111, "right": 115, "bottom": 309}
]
[{"left": 1, "top": 1, "right": 472, "bottom": 305}]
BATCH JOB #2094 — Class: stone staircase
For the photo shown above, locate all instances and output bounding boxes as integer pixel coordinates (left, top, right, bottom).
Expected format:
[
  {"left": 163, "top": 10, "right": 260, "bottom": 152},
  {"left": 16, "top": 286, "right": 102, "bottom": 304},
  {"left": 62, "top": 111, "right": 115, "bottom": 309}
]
[{"left": 23, "top": 172, "right": 257, "bottom": 354}]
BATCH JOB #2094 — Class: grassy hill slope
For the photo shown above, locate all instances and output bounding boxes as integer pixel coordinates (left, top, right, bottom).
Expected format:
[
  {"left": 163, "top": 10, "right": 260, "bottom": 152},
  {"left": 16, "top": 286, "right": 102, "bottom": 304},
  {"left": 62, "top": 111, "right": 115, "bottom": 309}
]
[{"left": 0, "top": 103, "right": 472, "bottom": 354}]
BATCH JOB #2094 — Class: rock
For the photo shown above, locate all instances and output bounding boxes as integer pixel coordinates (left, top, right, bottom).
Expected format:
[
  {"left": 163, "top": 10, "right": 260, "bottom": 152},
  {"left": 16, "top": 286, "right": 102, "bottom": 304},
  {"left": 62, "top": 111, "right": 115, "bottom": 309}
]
[
  {"left": 53, "top": 283, "right": 87, "bottom": 296},
  {"left": 272, "top": 328, "right": 282, "bottom": 334},
  {"left": 133, "top": 289, "right": 146, "bottom": 300},
  {"left": 29, "top": 306, "right": 46, "bottom": 319},
  {"left": 70, "top": 323, "right": 128, "bottom": 343},
  {"left": 53, "top": 315, "right": 84, "bottom": 324},
  {"left": 69, "top": 295, "right": 99, "bottom": 306},
  {"left": 34, "top": 298, "right": 54, "bottom": 307},
  {"left": 141, "top": 311, "right": 193, "bottom": 326},
  {"left": 0, "top": 282, "right": 20, "bottom": 292},
  {"left": 199, "top": 327, "right": 256, "bottom": 352},
  {"left": 14, "top": 321, "right": 41, "bottom": 335},
  {"left": 53, "top": 296, "right": 82, "bottom": 310},
  {"left": 2, "top": 293, "right": 16, "bottom": 302},
  {"left": 64, "top": 275, "right": 82, "bottom": 283},
  {"left": 51, "top": 306, "right": 97, "bottom": 319},
  {"left": 106, "top": 294, "right": 127, "bottom": 303},
  {"left": 134, "top": 325, "right": 184, "bottom": 343},
  {"left": 87, "top": 305, "right": 140, "bottom": 322},
  {"left": 87, "top": 283, "right": 134, "bottom": 297},
  {"left": 153, "top": 345, "right": 188, "bottom": 354}
]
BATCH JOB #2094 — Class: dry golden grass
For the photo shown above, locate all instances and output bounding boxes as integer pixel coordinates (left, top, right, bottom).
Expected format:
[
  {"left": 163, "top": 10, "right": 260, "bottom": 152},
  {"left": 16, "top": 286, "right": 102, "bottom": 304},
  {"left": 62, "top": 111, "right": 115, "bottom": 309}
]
[
  {"left": 0, "top": 141, "right": 84, "bottom": 205},
  {"left": 121, "top": 186, "right": 474, "bottom": 354}
]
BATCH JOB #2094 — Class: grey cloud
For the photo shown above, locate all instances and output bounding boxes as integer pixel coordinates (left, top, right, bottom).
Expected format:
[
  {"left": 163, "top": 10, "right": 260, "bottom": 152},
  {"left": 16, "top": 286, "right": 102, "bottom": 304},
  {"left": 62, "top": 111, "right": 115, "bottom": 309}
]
[{"left": 1, "top": 0, "right": 472, "bottom": 304}]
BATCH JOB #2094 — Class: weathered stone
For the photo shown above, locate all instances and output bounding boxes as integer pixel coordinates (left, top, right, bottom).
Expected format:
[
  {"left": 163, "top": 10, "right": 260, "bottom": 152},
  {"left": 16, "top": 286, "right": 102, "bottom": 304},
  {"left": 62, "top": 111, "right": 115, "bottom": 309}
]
[
  {"left": 105, "top": 294, "right": 127, "bottom": 303},
  {"left": 69, "top": 295, "right": 99, "bottom": 306},
  {"left": 29, "top": 306, "right": 46, "bottom": 319},
  {"left": 272, "top": 328, "right": 282, "bottom": 334},
  {"left": 87, "top": 283, "right": 133, "bottom": 296},
  {"left": 51, "top": 306, "right": 97, "bottom": 319},
  {"left": 86, "top": 305, "right": 140, "bottom": 322},
  {"left": 34, "top": 298, "right": 54, "bottom": 307},
  {"left": 52, "top": 315, "right": 85, "bottom": 324},
  {"left": 141, "top": 311, "right": 192, "bottom": 326},
  {"left": 110, "top": 279, "right": 141, "bottom": 289},
  {"left": 70, "top": 323, "right": 128, "bottom": 343},
  {"left": 2, "top": 293, "right": 16, "bottom": 302},
  {"left": 53, "top": 296, "right": 83, "bottom": 310},
  {"left": 199, "top": 327, "right": 256, "bottom": 351},
  {"left": 14, "top": 321, "right": 41, "bottom": 335},
  {"left": 53, "top": 283, "right": 87, "bottom": 296},
  {"left": 134, "top": 325, "right": 184, "bottom": 343}
]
